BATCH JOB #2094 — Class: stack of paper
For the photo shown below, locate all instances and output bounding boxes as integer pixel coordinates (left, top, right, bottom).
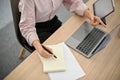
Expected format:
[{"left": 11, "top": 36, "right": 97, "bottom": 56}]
[
  {"left": 37, "top": 42, "right": 85, "bottom": 80},
  {"left": 48, "top": 43, "right": 85, "bottom": 80}
]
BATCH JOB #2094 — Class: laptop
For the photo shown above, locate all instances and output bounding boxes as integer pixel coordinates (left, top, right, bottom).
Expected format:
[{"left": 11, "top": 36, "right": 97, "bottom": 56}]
[
  {"left": 65, "top": 21, "right": 111, "bottom": 58},
  {"left": 65, "top": 0, "right": 114, "bottom": 58}
]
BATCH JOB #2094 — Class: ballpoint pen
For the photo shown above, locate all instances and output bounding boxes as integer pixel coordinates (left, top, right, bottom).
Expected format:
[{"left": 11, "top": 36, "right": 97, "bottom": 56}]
[{"left": 42, "top": 45, "right": 57, "bottom": 59}]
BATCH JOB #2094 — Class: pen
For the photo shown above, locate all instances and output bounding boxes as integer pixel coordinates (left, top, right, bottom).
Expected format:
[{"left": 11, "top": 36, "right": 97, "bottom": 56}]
[{"left": 42, "top": 45, "right": 57, "bottom": 59}]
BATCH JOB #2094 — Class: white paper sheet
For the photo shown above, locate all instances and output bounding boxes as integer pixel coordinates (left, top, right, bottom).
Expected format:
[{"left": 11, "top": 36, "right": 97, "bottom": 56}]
[{"left": 48, "top": 42, "right": 85, "bottom": 80}]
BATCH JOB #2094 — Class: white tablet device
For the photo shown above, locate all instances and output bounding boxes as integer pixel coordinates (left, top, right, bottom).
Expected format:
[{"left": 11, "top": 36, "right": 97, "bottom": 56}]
[{"left": 93, "top": 0, "right": 115, "bottom": 24}]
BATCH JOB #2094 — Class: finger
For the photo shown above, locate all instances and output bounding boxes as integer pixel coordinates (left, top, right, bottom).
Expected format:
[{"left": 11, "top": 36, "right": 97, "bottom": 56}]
[
  {"left": 90, "top": 16, "right": 101, "bottom": 26},
  {"left": 39, "top": 53, "right": 50, "bottom": 58},
  {"left": 90, "top": 20, "right": 99, "bottom": 26},
  {"left": 40, "top": 49, "right": 53, "bottom": 58},
  {"left": 44, "top": 50, "right": 53, "bottom": 57},
  {"left": 42, "top": 45, "right": 53, "bottom": 56},
  {"left": 45, "top": 46, "right": 53, "bottom": 53},
  {"left": 38, "top": 52, "right": 51, "bottom": 58},
  {"left": 42, "top": 53, "right": 52, "bottom": 58},
  {"left": 99, "top": 20, "right": 106, "bottom": 28},
  {"left": 96, "top": 16, "right": 107, "bottom": 28}
]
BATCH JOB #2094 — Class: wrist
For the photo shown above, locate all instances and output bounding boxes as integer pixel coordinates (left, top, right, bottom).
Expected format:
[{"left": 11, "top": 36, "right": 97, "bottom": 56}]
[
  {"left": 33, "top": 40, "right": 43, "bottom": 52},
  {"left": 84, "top": 9, "right": 94, "bottom": 20}
]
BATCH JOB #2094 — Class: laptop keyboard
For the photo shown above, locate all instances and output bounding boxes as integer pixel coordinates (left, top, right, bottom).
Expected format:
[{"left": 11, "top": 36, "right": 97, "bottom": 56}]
[{"left": 76, "top": 28, "right": 106, "bottom": 55}]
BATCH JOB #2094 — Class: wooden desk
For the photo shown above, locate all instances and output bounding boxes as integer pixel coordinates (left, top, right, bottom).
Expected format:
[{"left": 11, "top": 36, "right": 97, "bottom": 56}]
[{"left": 4, "top": 0, "right": 120, "bottom": 80}]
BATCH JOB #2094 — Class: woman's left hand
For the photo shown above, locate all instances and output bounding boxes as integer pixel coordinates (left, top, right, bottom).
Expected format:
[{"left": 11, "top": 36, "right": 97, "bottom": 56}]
[
  {"left": 84, "top": 9, "right": 106, "bottom": 28},
  {"left": 89, "top": 15, "right": 106, "bottom": 28}
]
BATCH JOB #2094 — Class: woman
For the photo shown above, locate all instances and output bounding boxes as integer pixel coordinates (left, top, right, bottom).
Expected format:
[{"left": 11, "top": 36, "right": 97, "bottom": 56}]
[{"left": 19, "top": 0, "right": 105, "bottom": 58}]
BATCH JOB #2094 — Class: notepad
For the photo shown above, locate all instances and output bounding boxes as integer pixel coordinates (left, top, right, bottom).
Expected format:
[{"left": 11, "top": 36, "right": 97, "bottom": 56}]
[{"left": 37, "top": 44, "right": 66, "bottom": 73}]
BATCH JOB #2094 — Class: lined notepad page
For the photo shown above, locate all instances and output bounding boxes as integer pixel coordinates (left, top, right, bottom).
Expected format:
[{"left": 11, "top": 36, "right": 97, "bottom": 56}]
[{"left": 37, "top": 44, "right": 66, "bottom": 73}]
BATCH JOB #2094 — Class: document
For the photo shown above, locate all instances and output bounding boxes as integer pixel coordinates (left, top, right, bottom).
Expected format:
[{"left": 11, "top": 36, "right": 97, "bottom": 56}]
[
  {"left": 37, "top": 44, "right": 66, "bottom": 72},
  {"left": 48, "top": 43, "right": 85, "bottom": 80}
]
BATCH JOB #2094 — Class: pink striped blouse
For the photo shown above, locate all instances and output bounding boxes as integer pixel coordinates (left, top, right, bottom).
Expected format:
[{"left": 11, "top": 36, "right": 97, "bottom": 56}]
[{"left": 18, "top": 0, "right": 88, "bottom": 46}]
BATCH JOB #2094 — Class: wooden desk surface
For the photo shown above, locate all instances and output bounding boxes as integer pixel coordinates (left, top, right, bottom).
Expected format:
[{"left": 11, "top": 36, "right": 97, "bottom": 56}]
[{"left": 4, "top": 0, "right": 120, "bottom": 80}]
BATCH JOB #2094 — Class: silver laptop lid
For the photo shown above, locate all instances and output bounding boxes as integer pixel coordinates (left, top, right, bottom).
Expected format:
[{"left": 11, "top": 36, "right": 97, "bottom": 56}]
[{"left": 65, "top": 21, "right": 93, "bottom": 49}]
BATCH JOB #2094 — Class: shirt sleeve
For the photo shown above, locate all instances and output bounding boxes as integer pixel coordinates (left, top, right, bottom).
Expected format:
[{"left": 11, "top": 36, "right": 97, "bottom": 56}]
[
  {"left": 63, "top": 0, "right": 88, "bottom": 16},
  {"left": 19, "top": 0, "right": 39, "bottom": 46}
]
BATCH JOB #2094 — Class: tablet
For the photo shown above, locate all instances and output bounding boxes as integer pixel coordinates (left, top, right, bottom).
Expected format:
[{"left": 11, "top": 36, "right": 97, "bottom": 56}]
[{"left": 93, "top": 0, "right": 115, "bottom": 24}]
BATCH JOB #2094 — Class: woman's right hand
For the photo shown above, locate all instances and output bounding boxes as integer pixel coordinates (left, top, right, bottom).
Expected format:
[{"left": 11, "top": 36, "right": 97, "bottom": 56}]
[{"left": 32, "top": 40, "right": 53, "bottom": 58}]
